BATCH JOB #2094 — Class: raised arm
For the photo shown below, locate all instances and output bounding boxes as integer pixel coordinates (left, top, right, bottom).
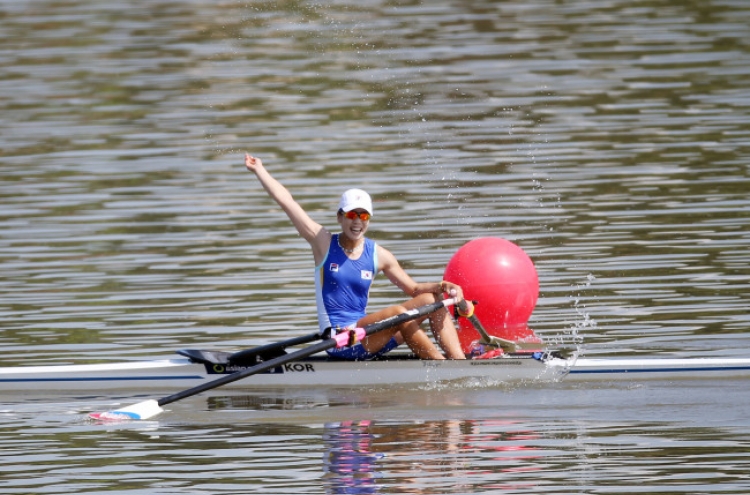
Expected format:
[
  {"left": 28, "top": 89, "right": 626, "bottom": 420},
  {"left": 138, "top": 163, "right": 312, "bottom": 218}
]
[{"left": 245, "top": 154, "right": 331, "bottom": 262}]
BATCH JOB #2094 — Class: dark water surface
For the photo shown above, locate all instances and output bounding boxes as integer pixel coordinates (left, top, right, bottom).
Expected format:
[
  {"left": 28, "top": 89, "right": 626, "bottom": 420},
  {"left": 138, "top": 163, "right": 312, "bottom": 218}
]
[{"left": 1, "top": 0, "right": 749, "bottom": 493}]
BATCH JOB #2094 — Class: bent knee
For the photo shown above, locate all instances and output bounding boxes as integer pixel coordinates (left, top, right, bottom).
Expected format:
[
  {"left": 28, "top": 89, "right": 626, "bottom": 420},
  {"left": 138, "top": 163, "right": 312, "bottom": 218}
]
[{"left": 391, "top": 305, "right": 409, "bottom": 316}]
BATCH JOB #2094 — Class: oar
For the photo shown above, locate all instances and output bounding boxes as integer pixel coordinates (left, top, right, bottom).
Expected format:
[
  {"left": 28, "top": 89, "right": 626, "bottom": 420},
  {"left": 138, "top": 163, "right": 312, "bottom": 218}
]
[
  {"left": 457, "top": 300, "right": 543, "bottom": 353},
  {"left": 90, "top": 297, "right": 459, "bottom": 421}
]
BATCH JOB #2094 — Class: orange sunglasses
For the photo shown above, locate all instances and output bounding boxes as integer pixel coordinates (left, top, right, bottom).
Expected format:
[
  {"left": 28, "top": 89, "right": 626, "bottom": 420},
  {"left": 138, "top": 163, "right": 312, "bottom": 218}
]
[{"left": 343, "top": 210, "right": 371, "bottom": 221}]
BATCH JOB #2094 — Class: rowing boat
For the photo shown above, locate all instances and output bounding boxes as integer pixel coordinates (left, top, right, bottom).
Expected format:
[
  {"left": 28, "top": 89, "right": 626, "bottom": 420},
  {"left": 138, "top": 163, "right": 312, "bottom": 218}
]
[
  {"left": 2, "top": 350, "right": 749, "bottom": 394},
  {"left": 0, "top": 351, "right": 569, "bottom": 392}
]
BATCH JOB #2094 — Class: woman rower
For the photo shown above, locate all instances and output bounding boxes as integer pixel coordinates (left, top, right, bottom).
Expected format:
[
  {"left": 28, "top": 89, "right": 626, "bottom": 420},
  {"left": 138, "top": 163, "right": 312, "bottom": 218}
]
[{"left": 244, "top": 154, "right": 466, "bottom": 360}]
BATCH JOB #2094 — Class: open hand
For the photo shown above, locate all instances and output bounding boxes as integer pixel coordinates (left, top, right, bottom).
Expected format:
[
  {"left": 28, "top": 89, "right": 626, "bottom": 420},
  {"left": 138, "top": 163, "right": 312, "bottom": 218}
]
[{"left": 244, "top": 153, "right": 263, "bottom": 172}]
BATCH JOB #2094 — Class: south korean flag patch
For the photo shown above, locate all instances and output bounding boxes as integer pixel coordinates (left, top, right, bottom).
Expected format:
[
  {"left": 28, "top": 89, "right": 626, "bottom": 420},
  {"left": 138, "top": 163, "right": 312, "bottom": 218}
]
[{"left": 360, "top": 270, "right": 373, "bottom": 280}]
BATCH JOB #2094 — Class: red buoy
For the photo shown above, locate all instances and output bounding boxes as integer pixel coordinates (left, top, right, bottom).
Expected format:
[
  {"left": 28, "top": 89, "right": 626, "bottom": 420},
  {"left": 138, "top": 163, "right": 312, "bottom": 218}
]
[{"left": 444, "top": 238, "right": 540, "bottom": 353}]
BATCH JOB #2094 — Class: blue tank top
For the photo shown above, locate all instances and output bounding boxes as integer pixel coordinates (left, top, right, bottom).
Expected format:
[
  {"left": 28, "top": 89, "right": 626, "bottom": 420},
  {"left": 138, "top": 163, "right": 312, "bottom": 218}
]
[{"left": 314, "top": 235, "right": 378, "bottom": 332}]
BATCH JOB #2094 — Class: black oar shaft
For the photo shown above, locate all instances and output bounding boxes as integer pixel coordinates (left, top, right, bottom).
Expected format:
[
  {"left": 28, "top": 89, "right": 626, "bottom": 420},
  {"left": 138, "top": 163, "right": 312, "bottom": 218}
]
[
  {"left": 158, "top": 339, "right": 333, "bottom": 406},
  {"left": 157, "top": 298, "right": 453, "bottom": 408},
  {"left": 456, "top": 300, "right": 490, "bottom": 341}
]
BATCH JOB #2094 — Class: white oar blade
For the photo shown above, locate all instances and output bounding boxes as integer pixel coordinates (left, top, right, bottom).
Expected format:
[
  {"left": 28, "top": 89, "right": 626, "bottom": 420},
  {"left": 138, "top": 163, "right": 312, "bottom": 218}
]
[{"left": 89, "top": 399, "right": 163, "bottom": 421}]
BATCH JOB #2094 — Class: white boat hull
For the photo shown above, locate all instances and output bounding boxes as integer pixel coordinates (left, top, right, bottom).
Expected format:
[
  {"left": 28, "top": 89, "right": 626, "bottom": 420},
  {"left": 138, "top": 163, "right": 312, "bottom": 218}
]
[
  {"left": 2, "top": 354, "right": 749, "bottom": 394},
  {"left": 0, "top": 353, "right": 568, "bottom": 393},
  {"left": 568, "top": 357, "right": 750, "bottom": 380}
]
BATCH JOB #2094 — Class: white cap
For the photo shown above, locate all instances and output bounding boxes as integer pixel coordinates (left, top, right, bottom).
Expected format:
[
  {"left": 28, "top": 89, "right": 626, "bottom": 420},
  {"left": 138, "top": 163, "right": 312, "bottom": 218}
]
[{"left": 338, "top": 188, "right": 373, "bottom": 215}]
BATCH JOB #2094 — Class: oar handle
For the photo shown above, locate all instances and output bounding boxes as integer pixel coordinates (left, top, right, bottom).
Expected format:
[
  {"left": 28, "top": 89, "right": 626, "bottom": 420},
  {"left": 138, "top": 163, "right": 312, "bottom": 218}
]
[{"left": 156, "top": 297, "right": 458, "bottom": 408}]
